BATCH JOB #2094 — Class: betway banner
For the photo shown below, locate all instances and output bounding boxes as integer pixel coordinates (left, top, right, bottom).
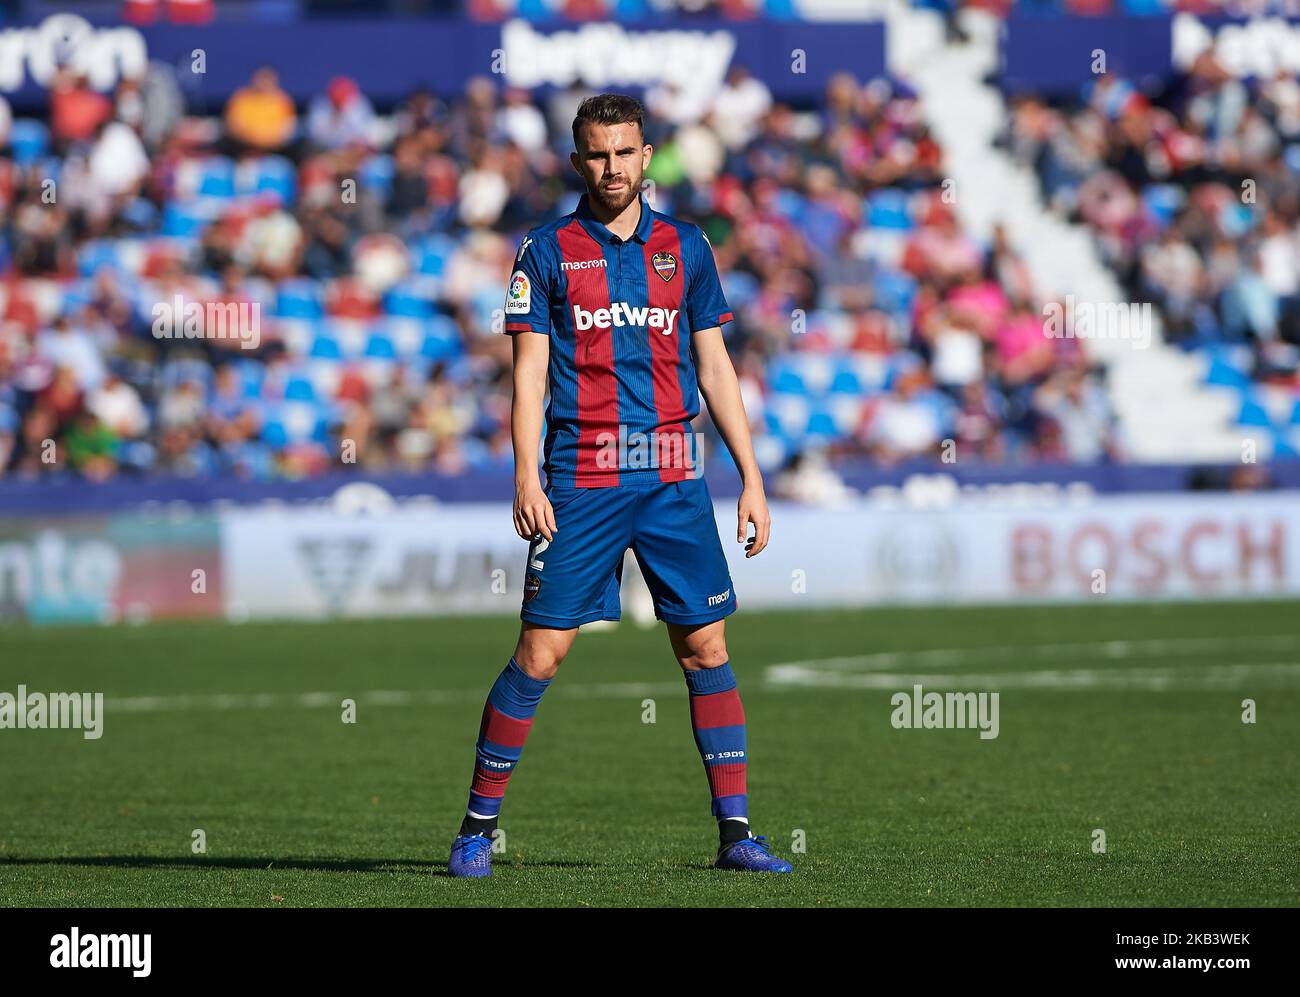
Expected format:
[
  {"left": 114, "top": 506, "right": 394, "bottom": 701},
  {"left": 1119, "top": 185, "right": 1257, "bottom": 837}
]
[
  {"left": 218, "top": 492, "right": 1300, "bottom": 620},
  {"left": 0, "top": 14, "right": 885, "bottom": 108},
  {"left": 1001, "top": 13, "right": 1300, "bottom": 95}
]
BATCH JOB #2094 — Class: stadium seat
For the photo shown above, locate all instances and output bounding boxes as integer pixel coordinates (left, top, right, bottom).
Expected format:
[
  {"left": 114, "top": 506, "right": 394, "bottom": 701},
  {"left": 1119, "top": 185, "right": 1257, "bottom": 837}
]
[
  {"left": 795, "top": 354, "right": 835, "bottom": 394},
  {"left": 421, "top": 315, "right": 462, "bottom": 361},
  {"left": 9, "top": 120, "right": 50, "bottom": 166},
  {"left": 78, "top": 242, "right": 120, "bottom": 278},
  {"left": 363, "top": 328, "right": 399, "bottom": 360},
  {"left": 284, "top": 375, "right": 316, "bottom": 402},
  {"left": 237, "top": 156, "right": 297, "bottom": 204},
  {"left": 308, "top": 334, "right": 343, "bottom": 360},
  {"left": 383, "top": 281, "right": 434, "bottom": 318},
  {"left": 385, "top": 317, "right": 426, "bottom": 357},
  {"left": 867, "top": 189, "right": 914, "bottom": 230},
  {"left": 196, "top": 157, "right": 237, "bottom": 199},
  {"left": 873, "top": 269, "right": 917, "bottom": 317},
  {"left": 829, "top": 359, "right": 864, "bottom": 395},
  {"left": 275, "top": 280, "right": 324, "bottom": 319},
  {"left": 416, "top": 235, "right": 458, "bottom": 277},
  {"left": 1204, "top": 355, "right": 1252, "bottom": 391},
  {"left": 771, "top": 394, "right": 811, "bottom": 438},
  {"left": 768, "top": 359, "right": 808, "bottom": 395},
  {"left": 161, "top": 202, "right": 212, "bottom": 239},
  {"left": 1237, "top": 395, "right": 1273, "bottom": 428},
  {"left": 358, "top": 154, "right": 394, "bottom": 194},
  {"left": 805, "top": 404, "right": 839, "bottom": 440}
]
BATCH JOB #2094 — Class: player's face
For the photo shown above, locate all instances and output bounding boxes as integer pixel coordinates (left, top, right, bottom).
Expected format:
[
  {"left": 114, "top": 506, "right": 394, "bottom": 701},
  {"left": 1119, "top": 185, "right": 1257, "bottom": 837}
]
[{"left": 571, "top": 122, "right": 651, "bottom": 214}]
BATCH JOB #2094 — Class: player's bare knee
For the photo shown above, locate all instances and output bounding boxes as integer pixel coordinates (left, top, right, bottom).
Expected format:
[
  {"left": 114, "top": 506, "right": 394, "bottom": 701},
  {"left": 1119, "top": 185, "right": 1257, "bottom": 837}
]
[
  {"left": 516, "top": 654, "right": 562, "bottom": 680},
  {"left": 678, "top": 637, "right": 729, "bottom": 671},
  {"left": 515, "top": 627, "right": 575, "bottom": 679}
]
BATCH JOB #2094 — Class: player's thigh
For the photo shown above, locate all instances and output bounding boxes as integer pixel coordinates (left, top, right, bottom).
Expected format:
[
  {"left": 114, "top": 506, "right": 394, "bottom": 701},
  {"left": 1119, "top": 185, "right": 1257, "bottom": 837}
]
[
  {"left": 520, "top": 484, "right": 635, "bottom": 627},
  {"left": 631, "top": 477, "right": 736, "bottom": 625}
]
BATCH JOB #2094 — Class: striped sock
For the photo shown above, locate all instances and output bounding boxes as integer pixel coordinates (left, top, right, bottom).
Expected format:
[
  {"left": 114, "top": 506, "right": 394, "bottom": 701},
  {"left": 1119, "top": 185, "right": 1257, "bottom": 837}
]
[
  {"left": 460, "top": 657, "right": 551, "bottom": 836},
  {"left": 683, "top": 662, "right": 748, "bottom": 831}
]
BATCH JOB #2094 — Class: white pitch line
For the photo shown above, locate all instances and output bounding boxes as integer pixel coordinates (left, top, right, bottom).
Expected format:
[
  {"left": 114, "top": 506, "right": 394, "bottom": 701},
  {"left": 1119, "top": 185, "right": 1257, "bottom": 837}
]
[
  {"left": 765, "top": 662, "right": 1300, "bottom": 691},
  {"left": 109, "top": 681, "right": 685, "bottom": 714},
  {"left": 796, "top": 634, "right": 1300, "bottom": 673}
]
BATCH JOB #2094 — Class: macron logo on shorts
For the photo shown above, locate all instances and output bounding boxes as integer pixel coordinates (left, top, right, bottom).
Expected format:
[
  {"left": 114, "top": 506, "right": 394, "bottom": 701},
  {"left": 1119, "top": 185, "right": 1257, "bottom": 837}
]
[{"left": 573, "top": 302, "right": 678, "bottom": 336}]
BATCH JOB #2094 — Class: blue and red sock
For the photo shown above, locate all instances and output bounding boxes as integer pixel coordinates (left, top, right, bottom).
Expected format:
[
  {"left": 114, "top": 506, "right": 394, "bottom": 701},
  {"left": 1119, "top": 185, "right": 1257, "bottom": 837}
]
[
  {"left": 460, "top": 657, "right": 550, "bottom": 836},
  {"left": 684, "top": 662, "right": 750, "bottom": 842}
]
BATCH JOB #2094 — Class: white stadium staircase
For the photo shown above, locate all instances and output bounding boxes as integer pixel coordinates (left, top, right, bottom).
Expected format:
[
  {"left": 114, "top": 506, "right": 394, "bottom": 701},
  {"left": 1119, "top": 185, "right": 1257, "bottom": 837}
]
[{"left": 883, "top": 3, "right": 1257, "bottom": 462}]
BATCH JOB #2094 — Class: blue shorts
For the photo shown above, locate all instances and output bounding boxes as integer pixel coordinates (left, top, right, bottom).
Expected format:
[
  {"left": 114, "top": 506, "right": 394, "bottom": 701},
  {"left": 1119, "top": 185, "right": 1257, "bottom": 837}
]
[{"left": 520, "top": 476, "right": 737, "bottom": 628}]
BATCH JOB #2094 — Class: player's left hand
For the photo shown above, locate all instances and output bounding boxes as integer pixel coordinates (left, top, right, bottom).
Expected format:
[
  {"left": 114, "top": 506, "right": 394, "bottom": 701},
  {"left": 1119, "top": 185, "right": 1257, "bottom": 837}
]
[{"left": 737, "top": 486, "right": 771, "bottom": 558}]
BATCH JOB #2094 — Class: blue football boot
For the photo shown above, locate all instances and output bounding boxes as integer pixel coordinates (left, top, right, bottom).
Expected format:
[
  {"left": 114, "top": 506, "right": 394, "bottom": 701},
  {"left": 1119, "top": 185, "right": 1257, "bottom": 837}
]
[
  {"left": 714, "top": 834, "right": 793, "bottom": 873},
  {"left": 448, "top": 832, "right": 493, "bottom": 878}
]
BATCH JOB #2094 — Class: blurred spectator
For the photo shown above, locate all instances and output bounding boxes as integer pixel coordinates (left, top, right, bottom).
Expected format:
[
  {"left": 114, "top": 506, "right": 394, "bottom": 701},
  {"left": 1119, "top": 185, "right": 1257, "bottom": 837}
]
[
  {"left": 225, "top": 67, "right": 298, "bottom": 155},
  {"left": 1, "top": 67, "right": 1129, "bottom": 483},
  {"left": 50, "top": 70, "right": 112, "bottom": 149},
  {"left": 307, "top": 76, "right": 377, "bottom": 152}
]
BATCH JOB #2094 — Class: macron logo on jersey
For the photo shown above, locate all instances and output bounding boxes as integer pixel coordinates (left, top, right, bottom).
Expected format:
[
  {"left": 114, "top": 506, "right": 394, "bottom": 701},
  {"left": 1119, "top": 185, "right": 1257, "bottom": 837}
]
[
  {"left": 561, "top": 258, "right": 608, "bottom": 271},
  {"left": 573, "top": 302, "right": 679, "bottom": 335}
]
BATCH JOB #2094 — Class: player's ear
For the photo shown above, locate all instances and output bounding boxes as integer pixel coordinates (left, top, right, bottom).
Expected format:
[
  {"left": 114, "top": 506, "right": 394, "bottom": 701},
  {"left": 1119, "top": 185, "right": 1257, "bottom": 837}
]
[
  {"left": 641, "top": 144, "right": 653, "bottom": 170},
  {"left": 569, "top": 150, "right": 581, "bottom": 176}
]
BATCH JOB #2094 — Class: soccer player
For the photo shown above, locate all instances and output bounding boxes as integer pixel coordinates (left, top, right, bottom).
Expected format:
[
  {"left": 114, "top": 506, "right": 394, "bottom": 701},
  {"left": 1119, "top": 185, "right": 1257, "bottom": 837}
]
[{"left": 447, "top": 93, "right": 791, "bottom": 876}]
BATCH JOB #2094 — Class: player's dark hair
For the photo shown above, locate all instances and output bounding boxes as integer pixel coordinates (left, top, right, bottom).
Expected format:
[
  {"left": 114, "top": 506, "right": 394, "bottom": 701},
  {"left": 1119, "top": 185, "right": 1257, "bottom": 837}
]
[{"left": 571, "top": 93, "right": 645, "bottom": 150}]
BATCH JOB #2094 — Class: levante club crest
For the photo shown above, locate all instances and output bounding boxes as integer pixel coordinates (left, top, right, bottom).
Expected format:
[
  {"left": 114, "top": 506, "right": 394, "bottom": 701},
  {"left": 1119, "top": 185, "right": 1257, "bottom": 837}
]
[{"left": 652, "top": 251, "right": 677, "bottom": 282}]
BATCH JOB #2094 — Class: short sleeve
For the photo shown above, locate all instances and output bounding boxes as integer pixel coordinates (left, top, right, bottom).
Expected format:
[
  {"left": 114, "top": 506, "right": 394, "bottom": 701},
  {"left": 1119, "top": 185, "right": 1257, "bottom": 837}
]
[
  {"left": 503, "top": 232, "right": 551, "bottom": 336},
  {"left": 685, "top": 227, "right": 734, "bottom": 332}
]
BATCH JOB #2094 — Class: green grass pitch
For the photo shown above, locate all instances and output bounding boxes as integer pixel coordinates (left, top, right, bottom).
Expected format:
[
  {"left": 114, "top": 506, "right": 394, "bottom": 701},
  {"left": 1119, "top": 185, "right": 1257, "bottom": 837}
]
[{"left": 1, "top": 600, "right": 1297, "bottom": 907}]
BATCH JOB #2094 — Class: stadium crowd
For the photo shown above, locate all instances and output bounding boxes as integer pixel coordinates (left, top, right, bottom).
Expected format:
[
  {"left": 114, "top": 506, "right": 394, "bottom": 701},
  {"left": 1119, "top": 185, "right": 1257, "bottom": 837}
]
[
  {"left": 0, "top": 60, "right": 1123, "bottom": 482},
  {"left": 1003, "top": 52, "right": 1300, "bottom": 391}
]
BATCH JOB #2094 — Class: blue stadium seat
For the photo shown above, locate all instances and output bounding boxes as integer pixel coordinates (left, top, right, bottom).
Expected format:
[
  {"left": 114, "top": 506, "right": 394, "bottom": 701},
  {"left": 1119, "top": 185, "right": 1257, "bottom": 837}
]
[
  {"left": 1273, "top": 431, "right": 1299, "bottom": 459},
  {"left": 284, "top": 375, "right": 316, "bottom": 402},
  {"left": 309, "top": 334, "right": 343, "bottom": 360},
  {"left": 1237, "top": 396, "right": 1273, "bottom": 428},
  {"left": 364, "top": 329, "right": 398, "bottom": 360},
  {"left": 243, "top": 156, "right": 296, "bottom": 203},
  {"left": 78, "top": 242, "right": 120, "bottom": 277},
  {"left": 358, "top": 154, "right": 394, "bottom": 193},
  {"left": 768, "top": 359, "right": 808, "bottom": 396},
  {"left": 383, "top": 281, "right": 434, "bottom": 318},
  {"left": 805, "top": 404, "right": 839, "bottom": 440},
  {"left": 196, "top": 157, "right": 236, "bottom": 199},
  {"left": 771, "top": 395, "right": 811, "bottom": 438},
  {"left": 829, "top": 359, "right": 864, "bottom": 395},
  {"left": 420, "top": 315, "right": 462, "bottom": 361},
  {"left": 161, "top": 202, "right": 211, "bottom": 239},
  {"left": 1205, "top": 356, "right": 1251, "bottom": 390},
  {"left": 9, "top": 120, "right": 49, "bottom": 166},
  {"left": 1142, "top": 184, "right": 1184, "bottom": 228},
  {"left": 867, "top": 189, "right": 914, "bottom": 230},
  {"left": 873, "top": 269, "right": 917, "bottom": 316},
  {"left": 275, "top": 280, "right": 324, "bottom": 319},
  {"left": 417, "top": 234, "right": 458, "bottom": 277}
]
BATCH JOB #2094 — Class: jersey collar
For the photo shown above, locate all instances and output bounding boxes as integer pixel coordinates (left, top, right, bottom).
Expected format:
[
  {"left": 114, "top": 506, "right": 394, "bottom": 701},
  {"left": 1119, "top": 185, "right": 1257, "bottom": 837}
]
[{"left": 575, "top": 191, "right": 654, "bottom": 245}]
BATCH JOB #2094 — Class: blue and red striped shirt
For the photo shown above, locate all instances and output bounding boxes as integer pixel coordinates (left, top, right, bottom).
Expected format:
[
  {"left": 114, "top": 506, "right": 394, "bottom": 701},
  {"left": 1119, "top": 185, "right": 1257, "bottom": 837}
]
[{"left": 504, "top": 193, "right": 734, "bottom": 488}]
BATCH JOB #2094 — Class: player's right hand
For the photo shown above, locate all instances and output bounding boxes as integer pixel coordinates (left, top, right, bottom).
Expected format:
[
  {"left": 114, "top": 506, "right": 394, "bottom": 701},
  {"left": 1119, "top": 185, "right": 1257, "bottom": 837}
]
[{"left": 514, "top": 483, "right": 557, "bottom": 542}]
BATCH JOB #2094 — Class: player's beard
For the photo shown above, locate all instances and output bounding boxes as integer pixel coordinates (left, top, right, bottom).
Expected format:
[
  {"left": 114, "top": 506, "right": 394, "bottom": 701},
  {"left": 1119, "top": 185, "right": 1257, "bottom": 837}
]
[{"left": 589, "top": 172, "right": 642, "bottom": 214}]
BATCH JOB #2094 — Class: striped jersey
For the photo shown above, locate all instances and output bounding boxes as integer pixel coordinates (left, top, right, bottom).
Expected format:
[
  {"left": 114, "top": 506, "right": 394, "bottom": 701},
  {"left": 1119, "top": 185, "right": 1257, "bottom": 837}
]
[{"left": 503, "top": 193, "right": 734, "bottom": 488}]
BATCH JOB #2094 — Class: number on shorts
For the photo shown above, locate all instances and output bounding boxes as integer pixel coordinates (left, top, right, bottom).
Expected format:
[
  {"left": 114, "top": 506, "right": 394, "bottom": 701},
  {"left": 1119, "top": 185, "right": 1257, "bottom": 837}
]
[{"left": 529, "top": 535, "right": 549, "bottom": 571}]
